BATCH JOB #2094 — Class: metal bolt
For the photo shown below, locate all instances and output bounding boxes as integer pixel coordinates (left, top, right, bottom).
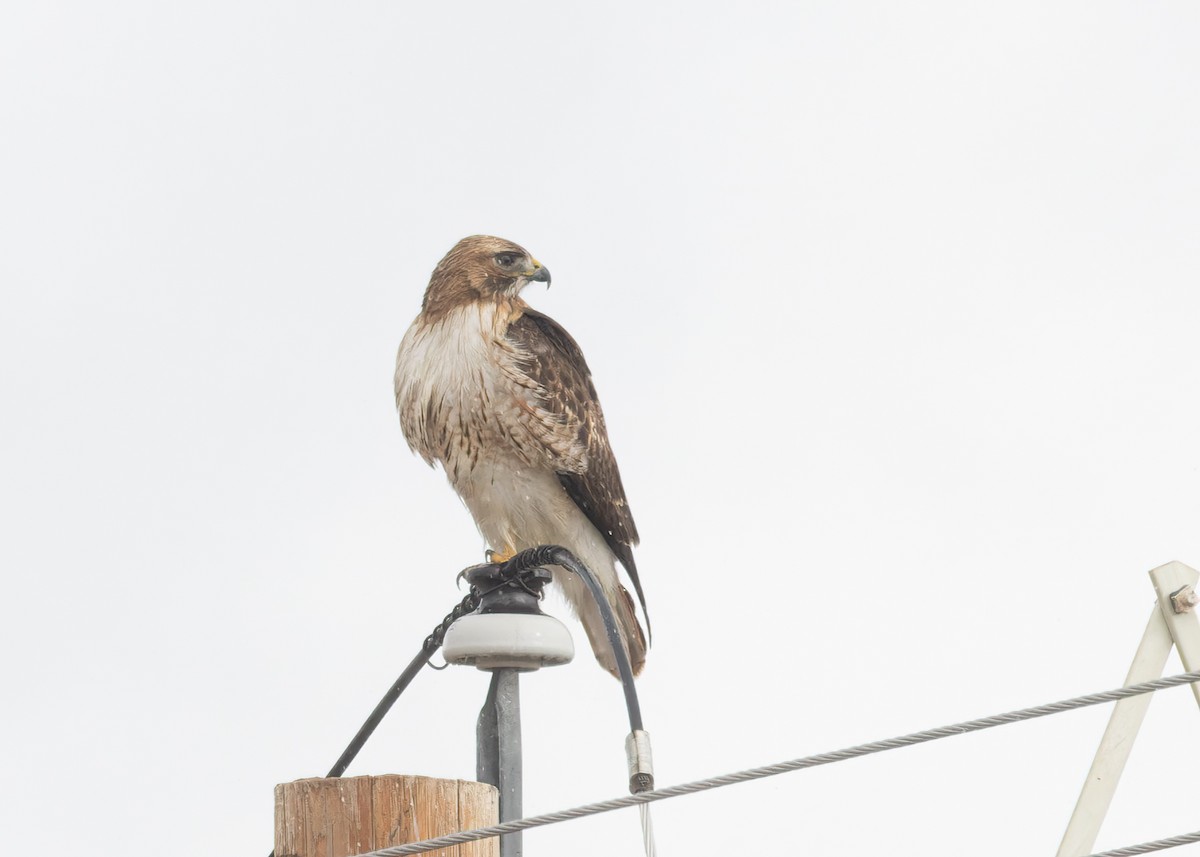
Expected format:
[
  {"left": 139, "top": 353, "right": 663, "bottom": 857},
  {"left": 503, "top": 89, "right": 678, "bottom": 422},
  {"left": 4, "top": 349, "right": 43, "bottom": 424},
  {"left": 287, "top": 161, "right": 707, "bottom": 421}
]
[{"left": 1170, "top": 584, "right": 1198, "bottom": 614}]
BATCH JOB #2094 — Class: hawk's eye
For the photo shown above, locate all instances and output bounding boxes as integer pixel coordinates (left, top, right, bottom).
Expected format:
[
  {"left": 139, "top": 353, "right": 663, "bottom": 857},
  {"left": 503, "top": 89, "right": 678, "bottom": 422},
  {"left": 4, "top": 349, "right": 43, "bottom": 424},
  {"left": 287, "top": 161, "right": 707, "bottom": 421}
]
[{"left": 495, "top": 253, "right": 517, "bottom": 269}]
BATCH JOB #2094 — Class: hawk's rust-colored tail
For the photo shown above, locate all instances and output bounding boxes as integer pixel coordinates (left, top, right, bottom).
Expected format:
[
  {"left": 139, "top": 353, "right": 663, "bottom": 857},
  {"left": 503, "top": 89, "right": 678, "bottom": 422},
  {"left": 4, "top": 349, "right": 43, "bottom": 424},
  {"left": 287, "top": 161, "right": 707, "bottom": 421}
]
[{"left": 577, "top": 580, "right": 647, "bottom": 678}]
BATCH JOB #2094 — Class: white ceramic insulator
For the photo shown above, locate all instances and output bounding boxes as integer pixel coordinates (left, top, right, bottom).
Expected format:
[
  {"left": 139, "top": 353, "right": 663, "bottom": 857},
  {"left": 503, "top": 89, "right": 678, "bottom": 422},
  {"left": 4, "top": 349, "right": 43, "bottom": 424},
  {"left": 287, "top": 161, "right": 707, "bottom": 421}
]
[{"left": 442, "top": 612, "right": 575, "bottom": 671}]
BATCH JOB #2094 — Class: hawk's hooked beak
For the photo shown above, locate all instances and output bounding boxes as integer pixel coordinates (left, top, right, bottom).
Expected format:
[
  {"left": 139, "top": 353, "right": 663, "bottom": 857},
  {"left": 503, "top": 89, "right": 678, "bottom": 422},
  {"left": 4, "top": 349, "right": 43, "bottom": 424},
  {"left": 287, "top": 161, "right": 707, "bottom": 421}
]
[{"left": 529, "top": 262, "right": 551, "bottom": 287}]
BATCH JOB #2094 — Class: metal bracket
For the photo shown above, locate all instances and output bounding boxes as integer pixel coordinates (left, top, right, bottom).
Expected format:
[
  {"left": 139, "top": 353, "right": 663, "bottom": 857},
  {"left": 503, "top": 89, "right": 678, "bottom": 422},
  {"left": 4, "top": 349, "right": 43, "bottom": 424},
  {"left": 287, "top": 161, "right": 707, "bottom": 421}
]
[{"left": 1056, "top": 561, "right": 1200, "bottom": 857}]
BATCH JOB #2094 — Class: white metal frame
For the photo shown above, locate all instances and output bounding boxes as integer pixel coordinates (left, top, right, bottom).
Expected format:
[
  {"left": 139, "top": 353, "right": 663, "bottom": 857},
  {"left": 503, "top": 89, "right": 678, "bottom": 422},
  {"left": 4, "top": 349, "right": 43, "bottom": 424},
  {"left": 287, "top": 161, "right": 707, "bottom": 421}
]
[{"left": 1056, "top": 561, "right": 1200, "bottom": 857}]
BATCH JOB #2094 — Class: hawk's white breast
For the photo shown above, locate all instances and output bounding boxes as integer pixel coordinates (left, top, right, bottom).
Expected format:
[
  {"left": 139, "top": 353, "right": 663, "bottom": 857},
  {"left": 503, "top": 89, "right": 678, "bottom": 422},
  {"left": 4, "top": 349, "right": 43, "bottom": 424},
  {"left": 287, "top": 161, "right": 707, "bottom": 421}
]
[
  {"left": 394, "top": 300, "right": 604, "bottom": 557},
  {"left": 396, "top": 302, "right": 511, "bottom": 478}
]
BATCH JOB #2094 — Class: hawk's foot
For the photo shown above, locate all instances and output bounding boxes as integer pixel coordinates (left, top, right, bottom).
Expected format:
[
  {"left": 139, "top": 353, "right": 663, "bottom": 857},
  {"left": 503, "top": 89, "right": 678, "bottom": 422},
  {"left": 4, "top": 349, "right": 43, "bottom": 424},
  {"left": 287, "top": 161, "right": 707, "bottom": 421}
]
[{"left": 485, "top": 546, "right": 516, "bottom": 564}]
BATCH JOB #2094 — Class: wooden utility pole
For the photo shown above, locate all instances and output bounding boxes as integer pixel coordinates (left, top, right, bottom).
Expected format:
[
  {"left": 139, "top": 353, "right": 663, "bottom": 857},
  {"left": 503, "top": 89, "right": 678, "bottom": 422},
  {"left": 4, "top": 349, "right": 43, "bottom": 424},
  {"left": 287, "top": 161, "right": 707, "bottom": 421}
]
[{"left": 275, "top": 774, "right": 499, "bottom": 857}]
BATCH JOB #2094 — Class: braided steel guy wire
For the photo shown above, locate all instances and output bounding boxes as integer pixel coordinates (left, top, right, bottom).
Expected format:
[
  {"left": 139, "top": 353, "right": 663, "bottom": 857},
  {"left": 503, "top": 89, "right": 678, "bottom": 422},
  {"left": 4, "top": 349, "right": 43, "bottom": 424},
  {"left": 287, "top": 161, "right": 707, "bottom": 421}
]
[
  {"left": 351, "top": 670, "right": 1200, "bottom": 857},
  {"left": 1087, "top": 830, "right": 1200, "bottom": 857}
]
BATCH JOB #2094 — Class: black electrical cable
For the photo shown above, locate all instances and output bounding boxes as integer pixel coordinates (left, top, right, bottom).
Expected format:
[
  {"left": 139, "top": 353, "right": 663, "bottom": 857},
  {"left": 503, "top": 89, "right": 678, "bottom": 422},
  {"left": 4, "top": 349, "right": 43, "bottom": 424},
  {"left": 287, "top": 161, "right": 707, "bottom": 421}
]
[
  {"left": 324, "top": 645, "right": 434, "bottom": 779},
  {"left": 497, "top": 547, "right": 654, "bottom": 799},
  {"left": 498, "top": 545, "right": 644, "bottom": 733},
  {"left": 323, "top": 589, "right": 481, "bottom": 778}
]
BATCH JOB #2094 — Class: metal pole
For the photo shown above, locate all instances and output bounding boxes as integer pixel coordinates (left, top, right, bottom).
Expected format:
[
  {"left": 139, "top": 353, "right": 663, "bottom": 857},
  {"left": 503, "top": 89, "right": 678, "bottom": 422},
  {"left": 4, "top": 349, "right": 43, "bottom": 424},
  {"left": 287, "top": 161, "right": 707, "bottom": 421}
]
[{"left": 477, "top": 669, "right": 523, "bottom": 857}]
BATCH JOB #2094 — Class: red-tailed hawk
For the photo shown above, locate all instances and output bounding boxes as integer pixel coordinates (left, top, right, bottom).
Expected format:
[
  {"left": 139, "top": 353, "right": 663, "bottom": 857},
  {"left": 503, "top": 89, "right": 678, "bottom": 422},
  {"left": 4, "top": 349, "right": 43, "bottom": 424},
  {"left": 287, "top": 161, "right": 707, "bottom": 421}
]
[{"left": 394, "top": 235, "right": 649, "bottom": 676}]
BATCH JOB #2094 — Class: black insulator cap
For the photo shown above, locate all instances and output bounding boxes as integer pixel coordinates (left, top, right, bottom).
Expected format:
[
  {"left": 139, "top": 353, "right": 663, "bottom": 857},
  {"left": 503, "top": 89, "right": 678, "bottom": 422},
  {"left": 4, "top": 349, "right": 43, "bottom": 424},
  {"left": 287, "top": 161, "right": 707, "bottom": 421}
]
[{"left": 465, "top": 564, "right": 552, "bottom": 616}]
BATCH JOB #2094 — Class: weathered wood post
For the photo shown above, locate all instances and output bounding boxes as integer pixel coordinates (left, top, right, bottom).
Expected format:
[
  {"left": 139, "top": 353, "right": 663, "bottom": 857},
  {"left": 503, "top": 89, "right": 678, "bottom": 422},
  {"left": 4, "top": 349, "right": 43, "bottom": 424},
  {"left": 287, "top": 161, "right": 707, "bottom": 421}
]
[{"left": 275, "top": 774, "right": 498, "bottom": 857}]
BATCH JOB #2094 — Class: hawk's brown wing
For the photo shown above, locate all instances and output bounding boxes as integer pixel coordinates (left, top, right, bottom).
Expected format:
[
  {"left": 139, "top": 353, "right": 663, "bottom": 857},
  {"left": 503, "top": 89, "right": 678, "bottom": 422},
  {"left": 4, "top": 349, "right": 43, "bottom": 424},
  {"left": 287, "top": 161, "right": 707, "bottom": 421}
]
[{"left": 506, "top": 307, "right": 649, "bottom": 637}]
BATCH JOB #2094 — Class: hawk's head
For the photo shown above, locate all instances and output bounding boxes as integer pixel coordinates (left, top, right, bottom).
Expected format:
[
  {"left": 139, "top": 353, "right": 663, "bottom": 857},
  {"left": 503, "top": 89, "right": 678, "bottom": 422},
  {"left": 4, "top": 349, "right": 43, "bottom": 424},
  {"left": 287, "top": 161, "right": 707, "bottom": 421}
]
[{"left": 422, "top": 235, "right": 551, "bottom": 316}]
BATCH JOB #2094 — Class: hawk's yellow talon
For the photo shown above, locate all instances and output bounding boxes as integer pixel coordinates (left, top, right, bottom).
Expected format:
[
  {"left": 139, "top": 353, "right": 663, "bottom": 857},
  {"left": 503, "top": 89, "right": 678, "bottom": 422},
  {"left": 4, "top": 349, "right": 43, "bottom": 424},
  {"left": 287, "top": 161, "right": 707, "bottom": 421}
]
[{"left": 486, "top": 547, "right": 516, "bottom": 563}]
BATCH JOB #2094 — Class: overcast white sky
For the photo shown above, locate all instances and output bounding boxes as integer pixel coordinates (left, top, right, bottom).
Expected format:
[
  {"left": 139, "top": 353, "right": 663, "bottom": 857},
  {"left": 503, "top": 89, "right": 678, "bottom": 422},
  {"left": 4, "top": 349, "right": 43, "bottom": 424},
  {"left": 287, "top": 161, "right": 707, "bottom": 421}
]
[{"left": 3, "top": 2, "right": 1199, "bottom": 855}]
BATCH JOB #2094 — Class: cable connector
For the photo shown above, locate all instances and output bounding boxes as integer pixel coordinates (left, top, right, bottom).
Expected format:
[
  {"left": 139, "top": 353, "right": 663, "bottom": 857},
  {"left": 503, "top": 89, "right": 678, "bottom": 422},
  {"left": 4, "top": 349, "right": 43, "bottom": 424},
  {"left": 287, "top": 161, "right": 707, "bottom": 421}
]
[{"left": 625, "top": 729, "right": 655, "bottom": 793}]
